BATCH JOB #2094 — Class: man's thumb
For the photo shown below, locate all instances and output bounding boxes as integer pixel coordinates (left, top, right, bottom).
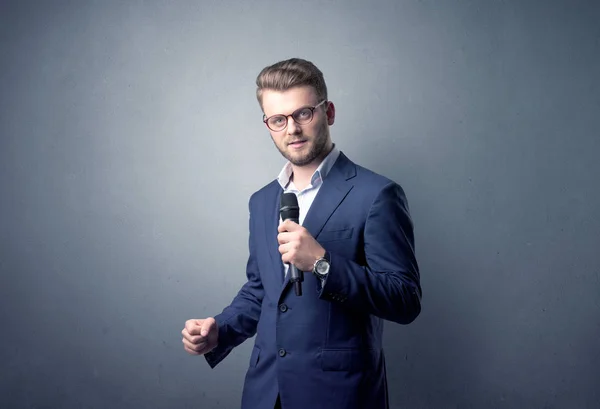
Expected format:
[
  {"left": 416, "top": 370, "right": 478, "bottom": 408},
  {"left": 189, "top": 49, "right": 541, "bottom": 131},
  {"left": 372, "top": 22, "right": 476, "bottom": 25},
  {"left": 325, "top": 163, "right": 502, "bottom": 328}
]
[{"left": 200, "top": 318, "right": 215, "bottom": 337}]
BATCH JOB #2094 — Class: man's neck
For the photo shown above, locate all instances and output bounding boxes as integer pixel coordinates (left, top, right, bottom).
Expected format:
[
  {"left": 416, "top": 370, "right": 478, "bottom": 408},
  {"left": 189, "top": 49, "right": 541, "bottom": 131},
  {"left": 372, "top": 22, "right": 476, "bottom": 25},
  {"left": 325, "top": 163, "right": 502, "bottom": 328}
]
[
  {"left": 290, "top": 144, "right": 333, "bottom": 191},
  {"left": 290, "top": 163, "right": 319, "bottom": 192}
]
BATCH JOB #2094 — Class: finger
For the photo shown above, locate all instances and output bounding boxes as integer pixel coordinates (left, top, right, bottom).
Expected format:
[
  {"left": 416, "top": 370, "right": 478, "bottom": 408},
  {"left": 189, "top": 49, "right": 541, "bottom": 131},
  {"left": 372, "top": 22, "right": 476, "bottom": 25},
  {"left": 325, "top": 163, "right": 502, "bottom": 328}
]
[
  {"left": 181, "top": 328, "right": 191, "bottom": 339},
  {"left": 185, "top": 319, "right": 200, "bottom": 334},
  {"left": 200, "top": 318, "right": 216, "bottom": 337},
  {"left": 279, "top": 231, "right": 303, "bottom": 245},
  {"left": 278, "top": 242, "right": 292, "bottom": 256},
  {"left": 277, "top": 232, "right": 287, "bottom": 244},
  {"left": 183, "top": 336, "right": 207, "bottom": 351},
  {"left": 280, "top": 247, "right": 296, "bottom": 264},
  {"left": 187, "top": 322, "right": 204, "bottom": 336},
  {"left": 181, "top": 328, "right": 192, "bottom": 341},
  {"left": 183, "top": 344, "right": 202, "bottom": 355},
  {"left": 182, "top": 329, "right": 204, "bottom": 343},
  {"left": 278, "top": 220, "right": 301, "bottom": 233}
]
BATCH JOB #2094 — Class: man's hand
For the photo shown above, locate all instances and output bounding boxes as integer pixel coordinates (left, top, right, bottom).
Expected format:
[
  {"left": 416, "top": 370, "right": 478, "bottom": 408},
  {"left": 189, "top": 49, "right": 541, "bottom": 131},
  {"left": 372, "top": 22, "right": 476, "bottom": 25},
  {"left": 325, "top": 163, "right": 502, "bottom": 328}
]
[
  {"left": 277, "top": 220, "right": 325, "bottom": 272},
  {"left": 182, "top": 318, "right": 218, "bottom": 355}
]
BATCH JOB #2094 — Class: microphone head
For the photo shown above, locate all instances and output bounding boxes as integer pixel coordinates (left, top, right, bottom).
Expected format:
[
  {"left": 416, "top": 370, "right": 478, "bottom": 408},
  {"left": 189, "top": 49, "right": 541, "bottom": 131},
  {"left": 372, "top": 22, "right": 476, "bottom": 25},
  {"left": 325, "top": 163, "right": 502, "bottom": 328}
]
[{"left": 280, "top": 192, "right": 299, "bottom": 222}]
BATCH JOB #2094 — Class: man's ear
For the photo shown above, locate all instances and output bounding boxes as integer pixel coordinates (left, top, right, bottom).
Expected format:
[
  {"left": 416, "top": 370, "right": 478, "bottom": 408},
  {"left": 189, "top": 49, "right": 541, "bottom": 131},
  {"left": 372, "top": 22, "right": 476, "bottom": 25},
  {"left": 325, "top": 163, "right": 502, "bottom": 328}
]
[{"left": 326, "top": 101, "right": 335, "bottom": 126}]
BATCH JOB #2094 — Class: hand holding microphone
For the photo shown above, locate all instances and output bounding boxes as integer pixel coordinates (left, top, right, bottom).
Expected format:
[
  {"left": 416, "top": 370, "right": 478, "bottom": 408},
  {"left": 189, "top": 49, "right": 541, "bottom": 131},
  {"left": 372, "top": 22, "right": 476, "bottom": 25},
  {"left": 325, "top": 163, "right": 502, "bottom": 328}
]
[{"left": 278, "top": 192, "right": 326, "bottom": 296}]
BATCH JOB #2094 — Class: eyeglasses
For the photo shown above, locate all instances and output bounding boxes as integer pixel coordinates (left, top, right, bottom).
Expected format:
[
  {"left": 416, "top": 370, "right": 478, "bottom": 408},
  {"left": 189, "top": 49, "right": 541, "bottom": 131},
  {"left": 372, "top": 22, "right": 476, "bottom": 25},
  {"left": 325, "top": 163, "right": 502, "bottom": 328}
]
[{"left": 263, "top": 100, "right": 327, "bottom": 132}]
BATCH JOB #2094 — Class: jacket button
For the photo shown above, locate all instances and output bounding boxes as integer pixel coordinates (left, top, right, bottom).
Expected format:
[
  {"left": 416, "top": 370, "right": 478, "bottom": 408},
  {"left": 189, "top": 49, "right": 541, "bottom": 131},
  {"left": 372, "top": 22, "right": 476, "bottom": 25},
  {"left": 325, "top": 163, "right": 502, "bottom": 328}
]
[
  {"left": 279, "top": 304, "right": 288, "bottom": 312},
  {"left": 278, "top": 348, "right": 286, "bottom": 357}
]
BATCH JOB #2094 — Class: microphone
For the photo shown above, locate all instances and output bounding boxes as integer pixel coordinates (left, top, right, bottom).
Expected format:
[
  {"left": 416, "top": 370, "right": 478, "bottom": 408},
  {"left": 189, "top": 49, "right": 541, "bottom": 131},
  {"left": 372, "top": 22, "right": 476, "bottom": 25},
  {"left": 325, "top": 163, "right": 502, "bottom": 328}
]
[{"left": 280, "top": 192, "right": 303, "bottom": 296}]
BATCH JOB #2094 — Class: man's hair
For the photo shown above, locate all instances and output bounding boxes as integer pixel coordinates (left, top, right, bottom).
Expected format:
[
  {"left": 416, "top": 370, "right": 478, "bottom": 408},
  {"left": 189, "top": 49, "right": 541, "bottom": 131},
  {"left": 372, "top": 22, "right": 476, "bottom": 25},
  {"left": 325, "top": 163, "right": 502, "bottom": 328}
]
[{"left": 256, "top": 58, "right": 328, "bottom": 109}]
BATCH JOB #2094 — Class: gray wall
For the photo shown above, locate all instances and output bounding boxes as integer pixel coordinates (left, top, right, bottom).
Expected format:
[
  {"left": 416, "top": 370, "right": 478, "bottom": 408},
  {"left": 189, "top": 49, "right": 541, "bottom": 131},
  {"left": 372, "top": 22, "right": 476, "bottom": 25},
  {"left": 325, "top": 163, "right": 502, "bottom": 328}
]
[{"left": 1, "top": 0, "right": 599, "bottom": 408}]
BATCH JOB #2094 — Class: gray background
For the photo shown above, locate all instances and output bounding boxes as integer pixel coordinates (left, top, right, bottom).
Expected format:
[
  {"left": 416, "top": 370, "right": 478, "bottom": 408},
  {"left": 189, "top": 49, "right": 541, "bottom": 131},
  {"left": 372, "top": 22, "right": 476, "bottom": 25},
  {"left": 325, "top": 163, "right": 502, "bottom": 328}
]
[{"left": 1, "top": 0, "right": 599, "bottom": 408}]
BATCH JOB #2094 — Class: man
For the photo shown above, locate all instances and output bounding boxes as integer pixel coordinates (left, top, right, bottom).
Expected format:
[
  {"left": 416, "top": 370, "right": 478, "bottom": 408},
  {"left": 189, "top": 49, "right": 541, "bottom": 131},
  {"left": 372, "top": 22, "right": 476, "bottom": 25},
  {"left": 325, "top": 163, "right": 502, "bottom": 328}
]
[{"left": 182, "top": 58, "right": 422, "bottom": 409}]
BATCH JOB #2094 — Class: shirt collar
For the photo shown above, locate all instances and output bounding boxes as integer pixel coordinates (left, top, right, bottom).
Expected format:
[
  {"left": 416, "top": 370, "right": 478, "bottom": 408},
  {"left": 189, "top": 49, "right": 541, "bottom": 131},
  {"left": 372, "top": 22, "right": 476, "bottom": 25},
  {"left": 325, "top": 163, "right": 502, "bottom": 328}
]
[{"left": 277, "top": 144, "right": 340, "bottom": 190}]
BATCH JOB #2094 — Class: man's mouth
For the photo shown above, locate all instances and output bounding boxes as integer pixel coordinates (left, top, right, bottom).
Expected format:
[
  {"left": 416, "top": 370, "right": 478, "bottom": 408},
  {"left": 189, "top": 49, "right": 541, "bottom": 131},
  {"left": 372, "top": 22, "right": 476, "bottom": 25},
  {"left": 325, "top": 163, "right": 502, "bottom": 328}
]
[{"left": 288, "top": 140, "right": 307, "bottom": 147}]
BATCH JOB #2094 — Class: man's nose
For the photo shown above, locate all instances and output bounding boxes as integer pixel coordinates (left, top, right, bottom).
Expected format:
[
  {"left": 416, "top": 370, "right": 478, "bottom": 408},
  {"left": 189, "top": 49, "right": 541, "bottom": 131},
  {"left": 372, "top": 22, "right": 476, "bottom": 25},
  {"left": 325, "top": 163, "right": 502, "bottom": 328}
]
[{"left": 286, "top": 116, "right": 301, "bottom": 135}]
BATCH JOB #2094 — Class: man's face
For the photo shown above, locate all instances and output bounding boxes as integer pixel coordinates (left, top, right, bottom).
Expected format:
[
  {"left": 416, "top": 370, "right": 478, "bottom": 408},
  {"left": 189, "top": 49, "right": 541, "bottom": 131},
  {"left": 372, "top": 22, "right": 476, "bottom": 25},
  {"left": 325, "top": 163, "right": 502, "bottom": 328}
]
[{"left": 261, "top": 86, "right": 334, "bottom": 167}]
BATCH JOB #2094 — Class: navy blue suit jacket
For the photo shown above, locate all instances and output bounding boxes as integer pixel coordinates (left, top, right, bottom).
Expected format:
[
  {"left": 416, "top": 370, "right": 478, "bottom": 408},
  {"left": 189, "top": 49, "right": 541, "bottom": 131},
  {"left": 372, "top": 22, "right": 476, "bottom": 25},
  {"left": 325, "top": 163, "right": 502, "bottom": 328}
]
[{"left": 205, "top": 152, "right": 421, "bottom": 409}]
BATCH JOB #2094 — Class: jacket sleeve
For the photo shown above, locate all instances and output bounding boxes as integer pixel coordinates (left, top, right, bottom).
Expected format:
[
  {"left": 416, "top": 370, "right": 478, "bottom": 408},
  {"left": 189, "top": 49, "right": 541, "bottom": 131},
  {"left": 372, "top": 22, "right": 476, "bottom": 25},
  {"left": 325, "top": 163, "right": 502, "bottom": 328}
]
[
  {"left": 319, "top": 181, "right": 422, "bottom": 325},
  {"left": 205, "top": 198, "right": 264, "bottom": 368}
]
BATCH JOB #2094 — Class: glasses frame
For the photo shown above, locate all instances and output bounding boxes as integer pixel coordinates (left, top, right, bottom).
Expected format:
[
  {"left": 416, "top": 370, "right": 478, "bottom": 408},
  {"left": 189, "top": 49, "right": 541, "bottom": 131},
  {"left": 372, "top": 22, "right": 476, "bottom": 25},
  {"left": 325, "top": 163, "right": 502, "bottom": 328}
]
[{"left": 262, "top": 100, "right": 328, "bottom": 132}]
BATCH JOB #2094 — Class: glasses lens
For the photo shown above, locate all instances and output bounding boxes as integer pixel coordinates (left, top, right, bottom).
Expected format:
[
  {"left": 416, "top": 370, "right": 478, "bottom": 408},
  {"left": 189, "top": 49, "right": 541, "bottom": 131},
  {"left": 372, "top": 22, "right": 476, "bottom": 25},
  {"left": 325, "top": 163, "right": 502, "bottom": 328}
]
[
  {"left": 293, "top": 108, "right": 313, "bottom": 124},
  {"left": 267, "top": 116, "right": 286, "bottom": 131}
]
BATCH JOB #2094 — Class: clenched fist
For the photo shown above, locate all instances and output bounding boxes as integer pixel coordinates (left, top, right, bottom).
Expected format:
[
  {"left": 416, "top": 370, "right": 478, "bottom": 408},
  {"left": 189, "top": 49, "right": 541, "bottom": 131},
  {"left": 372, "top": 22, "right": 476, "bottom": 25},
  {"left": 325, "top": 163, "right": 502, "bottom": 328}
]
[{"left": 181, "top": 318, "right": 218, "bottom": 355}]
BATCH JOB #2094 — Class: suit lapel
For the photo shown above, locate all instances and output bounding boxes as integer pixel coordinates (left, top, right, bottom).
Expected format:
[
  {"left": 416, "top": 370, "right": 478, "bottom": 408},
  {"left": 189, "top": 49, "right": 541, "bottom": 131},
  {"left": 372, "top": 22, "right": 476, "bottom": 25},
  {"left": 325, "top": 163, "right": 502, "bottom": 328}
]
[{"left": 302, "top": 158, "right": 355, "bottom": 240}]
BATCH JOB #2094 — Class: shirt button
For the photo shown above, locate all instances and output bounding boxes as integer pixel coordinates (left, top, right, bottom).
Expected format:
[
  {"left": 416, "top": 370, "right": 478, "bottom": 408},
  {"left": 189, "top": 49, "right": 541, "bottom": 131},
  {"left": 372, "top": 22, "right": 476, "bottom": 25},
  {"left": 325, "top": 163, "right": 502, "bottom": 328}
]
[
  {"left": 278, "top": 348, "right": 286, "bottom": 357},
  {"left": 279, "top": 304, "right": 288, "bottom": 312}
]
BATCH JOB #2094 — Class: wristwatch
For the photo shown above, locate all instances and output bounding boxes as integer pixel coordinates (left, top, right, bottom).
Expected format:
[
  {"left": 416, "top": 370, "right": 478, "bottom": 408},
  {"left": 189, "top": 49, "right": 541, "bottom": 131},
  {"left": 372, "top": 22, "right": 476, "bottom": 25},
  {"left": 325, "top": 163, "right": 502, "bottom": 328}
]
[{"left": 313, "top": 251, "right": 331, "bottom": 278}]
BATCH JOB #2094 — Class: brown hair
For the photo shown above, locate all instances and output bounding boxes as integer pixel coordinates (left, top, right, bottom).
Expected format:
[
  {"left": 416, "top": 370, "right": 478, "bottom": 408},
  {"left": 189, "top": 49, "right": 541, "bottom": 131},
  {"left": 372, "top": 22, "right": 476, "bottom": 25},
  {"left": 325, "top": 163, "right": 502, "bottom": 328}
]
[{"left": 256, "top": 58, "right": 328, "bottom": 108}]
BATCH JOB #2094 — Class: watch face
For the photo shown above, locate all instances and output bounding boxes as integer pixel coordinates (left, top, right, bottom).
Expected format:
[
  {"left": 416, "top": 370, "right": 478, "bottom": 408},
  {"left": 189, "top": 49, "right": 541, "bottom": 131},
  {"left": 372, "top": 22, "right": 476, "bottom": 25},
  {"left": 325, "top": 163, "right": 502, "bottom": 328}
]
[{"left": 316, "top": 260, "right": 329, "bottom": 275}]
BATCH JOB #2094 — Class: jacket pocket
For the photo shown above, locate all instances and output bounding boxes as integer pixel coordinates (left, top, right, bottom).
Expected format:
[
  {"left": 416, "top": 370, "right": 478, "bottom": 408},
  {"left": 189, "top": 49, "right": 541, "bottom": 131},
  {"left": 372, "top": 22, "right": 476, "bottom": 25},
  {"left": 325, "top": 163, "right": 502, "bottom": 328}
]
[
  {"left": 318, "top": 227, "right": 354, "bottom": 242},
  {"left": 320, "top": 348, "right": 372, "bottom": 372},
  {"left": 249, "top": 345, "right": 261, "bottom": 368}
]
